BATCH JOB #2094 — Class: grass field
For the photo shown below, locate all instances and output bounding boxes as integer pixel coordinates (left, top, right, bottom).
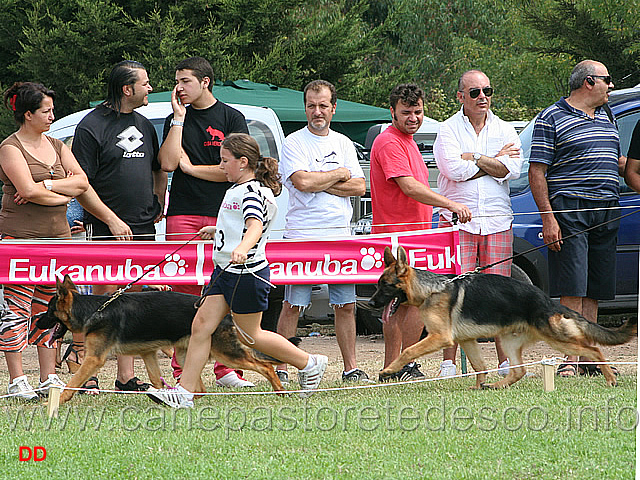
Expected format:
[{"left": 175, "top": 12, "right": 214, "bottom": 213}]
[{"left": 0, "top": 371, "right": 636, "bottom": 479}]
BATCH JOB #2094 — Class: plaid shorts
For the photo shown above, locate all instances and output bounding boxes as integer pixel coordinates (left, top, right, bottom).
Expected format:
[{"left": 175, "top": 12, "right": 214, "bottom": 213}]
[{"left": 440, "top": 218, "right": 512, "bottom": 276}]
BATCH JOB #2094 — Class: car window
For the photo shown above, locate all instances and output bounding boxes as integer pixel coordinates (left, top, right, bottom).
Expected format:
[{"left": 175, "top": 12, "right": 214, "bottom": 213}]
[{"left": 247, "top": 119, "right": 279, "bottom": 160}]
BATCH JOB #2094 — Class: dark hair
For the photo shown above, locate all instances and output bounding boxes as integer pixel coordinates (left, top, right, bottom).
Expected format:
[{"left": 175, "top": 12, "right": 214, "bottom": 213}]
[
  {"left": 103, "top": 60, "right": 146, "bottom": 112},
  {"left": 569, "top": 60, "right": 598, "bottom": 92},
  {"left": 221, "top": 133, "right": 282, "bottom": 196},
  {"left": 3, "top": 82, "right": 55, "bottom": 125},
  {"left": 175, "top": 57, "right": 214, "bottom": 92},
  {"left": 389, "top": 83, "right": 424, "bottom": 110},
  {"left": 303, "top": 80, "right": 337, "bottom": 106}
]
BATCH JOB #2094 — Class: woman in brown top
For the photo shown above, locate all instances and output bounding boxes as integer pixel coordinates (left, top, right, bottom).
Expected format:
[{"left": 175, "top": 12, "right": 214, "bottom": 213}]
[{"left": 0, "top": 82, "right": 88, "bottom": 400}]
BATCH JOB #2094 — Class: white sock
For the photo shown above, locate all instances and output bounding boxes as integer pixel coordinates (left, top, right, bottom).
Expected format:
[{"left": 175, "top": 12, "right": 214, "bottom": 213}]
[
  {"left": 301, "top": 355, "right": 316, "bottom": 372},
  {"left": 343, "top": 368, "right": 357, "bottom": 375}
]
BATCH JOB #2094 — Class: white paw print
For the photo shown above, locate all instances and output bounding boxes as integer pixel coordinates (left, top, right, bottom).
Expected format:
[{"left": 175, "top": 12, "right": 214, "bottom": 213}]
[
  {"left": 360, "top": 247, "right": 383, "bottom": 271},
  {"left": 163, "top": 253, "right": 187, "bottom": 276}
]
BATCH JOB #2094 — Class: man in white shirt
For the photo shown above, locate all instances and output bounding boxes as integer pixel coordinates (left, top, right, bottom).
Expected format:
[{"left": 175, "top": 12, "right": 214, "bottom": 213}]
[
  {"left": 275, "top": 80, "right": 371, "bottom": 384},
  {"left": 433, "top": 69, "right": 523, "bottom": 377}
]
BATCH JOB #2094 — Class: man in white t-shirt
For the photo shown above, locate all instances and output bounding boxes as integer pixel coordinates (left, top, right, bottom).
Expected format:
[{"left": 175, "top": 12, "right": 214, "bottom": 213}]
[{"left": 275, "top": 80, "right": 371, "bottom": 383}]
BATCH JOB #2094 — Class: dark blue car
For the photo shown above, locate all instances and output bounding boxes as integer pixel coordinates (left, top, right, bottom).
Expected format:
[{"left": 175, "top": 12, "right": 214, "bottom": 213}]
[{"left": 510, "top": 87, "right": 640, "bottom": 310}]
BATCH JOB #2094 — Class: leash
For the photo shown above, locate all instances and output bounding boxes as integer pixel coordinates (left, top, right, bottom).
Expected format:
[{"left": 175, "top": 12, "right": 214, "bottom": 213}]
[
  {"left": 192, "top": 261, "right": 276, "bottom": 346},
  {"left": 444, "top": 207, "right": 640, "bottom": 284},
  {"left": 88, "top": 232, "right": 201, "bottom": 315}
]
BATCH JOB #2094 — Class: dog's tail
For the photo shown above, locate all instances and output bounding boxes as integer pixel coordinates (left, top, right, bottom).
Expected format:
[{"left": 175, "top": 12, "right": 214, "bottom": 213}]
[
  {"left": 576, "top": 313, "right": 637, "bottom": 346},
  {"left": 252, "top": 337, "right": 302, "bottom": 363}
]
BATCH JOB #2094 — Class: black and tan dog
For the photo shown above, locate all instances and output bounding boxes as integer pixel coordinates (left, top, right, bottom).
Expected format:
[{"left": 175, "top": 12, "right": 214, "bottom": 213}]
[
  {"left": 36, "top": 275, "right": 288, "bottom": 403},
  {"left": 370, "top": 247, "right": 636, "bottom": 388}
]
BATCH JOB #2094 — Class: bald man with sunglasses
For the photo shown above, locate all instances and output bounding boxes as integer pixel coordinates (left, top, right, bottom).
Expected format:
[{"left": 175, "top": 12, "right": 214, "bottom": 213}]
[
  {"left": 529, "top": 60, "right": 621, "bottom": 378},
  {"left": 433, "top": 69, "right": 523, "bottom": 377}
]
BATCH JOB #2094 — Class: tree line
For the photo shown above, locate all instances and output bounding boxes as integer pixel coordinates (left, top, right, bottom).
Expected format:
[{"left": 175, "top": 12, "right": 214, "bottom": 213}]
[{"left": 0, "top": 0, "right": 638, "bottom": 138}]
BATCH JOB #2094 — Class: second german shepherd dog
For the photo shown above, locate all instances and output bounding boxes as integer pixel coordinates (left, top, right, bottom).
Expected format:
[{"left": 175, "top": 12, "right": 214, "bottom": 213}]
[
  {"left": 36, "top": 275, "right": 287, "bottom": 404},
  {"left": 369, "top": 247, "right": 636, "bottom": 388}
]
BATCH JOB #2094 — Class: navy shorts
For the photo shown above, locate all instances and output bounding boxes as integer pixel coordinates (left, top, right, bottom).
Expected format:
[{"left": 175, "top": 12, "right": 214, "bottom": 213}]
[
  {"left": 204, "top": 265, "right": 271, "bottom": 314},
  {"left": 548, "top": 196, "right": 619, "bottom": 300}
]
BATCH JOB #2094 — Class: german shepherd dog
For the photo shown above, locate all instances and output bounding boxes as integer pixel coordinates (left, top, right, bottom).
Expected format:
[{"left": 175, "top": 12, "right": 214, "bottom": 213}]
[
  {"left": 370, "top": 247, "right": 637, "bottom": 388},
  {"left": 35, "top": 275, "right": 288, "bottom": 404}
]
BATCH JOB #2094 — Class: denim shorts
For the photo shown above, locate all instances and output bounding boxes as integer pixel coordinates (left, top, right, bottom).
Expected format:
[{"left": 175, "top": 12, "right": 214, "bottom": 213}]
[
  {"left": 548, "top": 196, "right": 619, "bottom": 300},
  {"left": 204, "top": 265, "right": 271, "bottom": 314},
  {"left": 284, "top": 283, "right": 356, "bottom": 308}
]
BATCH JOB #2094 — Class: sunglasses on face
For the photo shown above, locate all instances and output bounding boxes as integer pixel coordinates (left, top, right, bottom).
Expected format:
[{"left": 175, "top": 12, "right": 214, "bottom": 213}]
[
  {"left": 590, "top": 75, "right": 612, "bottom": 85},
  {"left": 464, "top": 87, "right": 494, "bottom": 99}
]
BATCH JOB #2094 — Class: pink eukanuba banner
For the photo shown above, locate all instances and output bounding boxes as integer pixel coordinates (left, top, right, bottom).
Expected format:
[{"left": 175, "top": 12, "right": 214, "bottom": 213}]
[{"left": 0, "top": 227, "right": 460, "bottom": 285}]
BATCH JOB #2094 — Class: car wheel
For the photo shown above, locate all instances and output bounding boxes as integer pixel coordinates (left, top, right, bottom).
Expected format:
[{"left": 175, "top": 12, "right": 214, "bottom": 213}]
[{"left": 511, "top": 263, "right": 533, "bottom": 285}]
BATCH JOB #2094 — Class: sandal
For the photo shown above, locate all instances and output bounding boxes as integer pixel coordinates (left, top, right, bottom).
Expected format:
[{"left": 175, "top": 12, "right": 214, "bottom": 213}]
[
  {"left": 556, "top": 363, "right": 578, "bottom": 377},
  {"left": 79, "top": 376, "right": 100, "bottom": 395},
  {"left": 579, "top": 364, "right": 619, "bottom": 377},
  {"left": 62, "top": 341, "right": 85, "bottom": 374},
  {"left": 115, "top": 377, "right": 150, "bottom": 392}
]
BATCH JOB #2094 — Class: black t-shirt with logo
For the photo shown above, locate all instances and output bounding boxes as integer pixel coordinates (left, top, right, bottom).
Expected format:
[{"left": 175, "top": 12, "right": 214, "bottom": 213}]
[
  {"left": 72, "top": 105, "right": 161, "bottom": 227},
  {"left": 162, "top": 101, "right": 248, "bottom": 217}
]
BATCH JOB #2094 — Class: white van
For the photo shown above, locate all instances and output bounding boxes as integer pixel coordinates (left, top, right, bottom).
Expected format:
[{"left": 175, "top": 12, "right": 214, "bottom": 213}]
[{"left": 47, "top": 102, "right": 290, "bottom": 239}]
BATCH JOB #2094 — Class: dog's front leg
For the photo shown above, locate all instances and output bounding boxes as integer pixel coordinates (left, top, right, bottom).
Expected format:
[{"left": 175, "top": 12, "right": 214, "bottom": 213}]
[
  {"left": 380, "top": 333, "right": 454, "bottom": 379},
  {"left": 60, "top": 353, "right": 107, "bottom": 404}
]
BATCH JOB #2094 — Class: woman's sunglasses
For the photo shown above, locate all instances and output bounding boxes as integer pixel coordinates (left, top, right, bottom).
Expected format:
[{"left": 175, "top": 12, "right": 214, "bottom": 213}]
[{"left": 463, "top": 87, "right": 494, "bottom": 99}]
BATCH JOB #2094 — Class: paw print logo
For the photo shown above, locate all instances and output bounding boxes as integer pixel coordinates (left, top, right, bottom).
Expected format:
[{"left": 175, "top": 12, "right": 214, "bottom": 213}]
[
  {"left": 163, "top": 253, "right": 187, "bottom": 276},
  {"left": 360, "top": 247, "right": 383, "bottom": 271}
]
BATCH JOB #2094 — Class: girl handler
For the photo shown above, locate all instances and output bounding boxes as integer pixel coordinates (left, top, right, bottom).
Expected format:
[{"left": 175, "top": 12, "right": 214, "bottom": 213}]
[{"left": 148, "top": 133, "right": 327, "bottom": 408}]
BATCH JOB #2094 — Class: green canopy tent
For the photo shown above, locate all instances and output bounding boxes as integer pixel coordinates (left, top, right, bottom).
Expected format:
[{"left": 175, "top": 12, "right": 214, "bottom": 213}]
[{"left": 145, "top": 80, "right": 391, "bottom": 145}]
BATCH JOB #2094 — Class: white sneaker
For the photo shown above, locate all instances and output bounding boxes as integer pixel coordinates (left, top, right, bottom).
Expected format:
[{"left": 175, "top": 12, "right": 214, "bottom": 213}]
[
  {"left": 438, "top": 360, "right": 457, "bottom": 377},
  {"left": 298, "top": 354, "right": 328, "bottom": 398},
  {"left": 8, "top": 375, "right": 38, "bottom": 401},
  {"left": 215, "top": 371, "right": 255, "bottom": 388},
  {"left": 498, "top": 360, "right": 510, "bottom": 377},
  {"left": 38, "top": 374, "right": 66, "bottom": 397},
  {"left": 147, "top": 385, "right": 194, "bottom": 408}
]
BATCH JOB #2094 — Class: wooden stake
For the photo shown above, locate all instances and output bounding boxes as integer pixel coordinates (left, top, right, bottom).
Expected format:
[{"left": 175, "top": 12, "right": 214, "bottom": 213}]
[
  {"left": 47, "top": 385, "right": 62, "bottom": 418},
  {"left": 541, "top": 358, "right": 555, "bottom": 392}
]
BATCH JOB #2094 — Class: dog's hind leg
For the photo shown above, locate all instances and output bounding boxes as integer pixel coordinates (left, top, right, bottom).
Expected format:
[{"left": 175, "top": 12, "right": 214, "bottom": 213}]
[
  {"left": 214, "top": 350, "right": 284, "bottom": 392},
  {"left": 546, "top": 340, "right": 617, "bottom": 386},
  {"left": 482, "top": 334, "right": 529, "bottom": 389},
  {"left": 458, "top": 340, "right": 488, "bottom": 389},
  {"left": 140, "top": 352, "right": 163, "bottom": 389},
  {"left": 160, "top": 346, "right": 174, "bottom": 358}
]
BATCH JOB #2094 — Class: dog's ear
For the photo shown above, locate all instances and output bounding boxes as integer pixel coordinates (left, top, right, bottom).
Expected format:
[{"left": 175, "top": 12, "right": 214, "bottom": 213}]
[
  {"left": 62, "top": 274, "right": 78, "bottom": 292},
  {"left": 395, "top": 246, "right": 409, "bottom": 276},
  {"left": 383, "top": 247, "right": 396, "bottom": 267}
]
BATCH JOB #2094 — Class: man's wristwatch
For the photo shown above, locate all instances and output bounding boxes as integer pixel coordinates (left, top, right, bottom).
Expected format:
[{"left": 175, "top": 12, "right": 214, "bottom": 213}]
[
  {"left": 44, "top": 179, "right": 53, "bottom": 191},
  {"left": 472, "top": 152, "right": 482, "bottom": 164},
  {"left": 170, "top": 119, "right": 184, "bottom": 128}
]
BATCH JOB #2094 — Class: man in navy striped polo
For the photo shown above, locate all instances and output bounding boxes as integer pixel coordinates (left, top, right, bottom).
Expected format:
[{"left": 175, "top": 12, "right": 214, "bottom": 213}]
[{"left": 529, "top": 60, "right": 622, "bottom": 378}]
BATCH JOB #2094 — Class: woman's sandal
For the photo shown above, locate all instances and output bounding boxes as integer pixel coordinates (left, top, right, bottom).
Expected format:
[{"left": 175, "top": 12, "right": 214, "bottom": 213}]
[
  {"left": 556, "top": 363, "right": 578, "bottom": 377},
  {"left": 79, "top": 376, "right": 100, "bottom": 395},
  {"left": 115, "top": 377, "right": 151, "bottom": 392},
  {"left": 578, "top": 364, "right": 619, "bottom": 377}
]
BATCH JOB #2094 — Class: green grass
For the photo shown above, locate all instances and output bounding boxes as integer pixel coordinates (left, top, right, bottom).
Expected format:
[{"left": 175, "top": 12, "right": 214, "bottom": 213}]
[{"left": 1, "top": 375, "right": 636, "bottom": 479}]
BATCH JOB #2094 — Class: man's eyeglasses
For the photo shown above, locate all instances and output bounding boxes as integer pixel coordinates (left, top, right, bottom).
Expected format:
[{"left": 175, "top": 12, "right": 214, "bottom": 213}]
[
  {"left": 590, "top": 75, "right": 612, "bottom": 85},
  {"left": 462, "top": 87, "right": 494, "bottom": 99}
]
